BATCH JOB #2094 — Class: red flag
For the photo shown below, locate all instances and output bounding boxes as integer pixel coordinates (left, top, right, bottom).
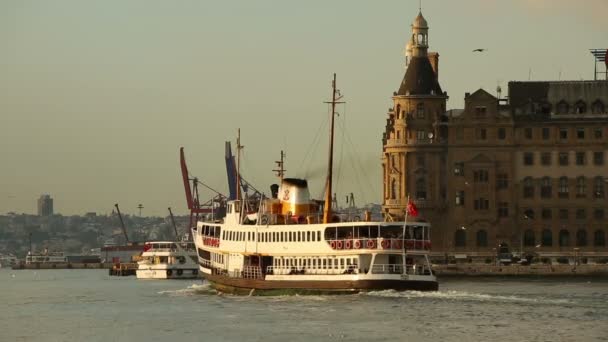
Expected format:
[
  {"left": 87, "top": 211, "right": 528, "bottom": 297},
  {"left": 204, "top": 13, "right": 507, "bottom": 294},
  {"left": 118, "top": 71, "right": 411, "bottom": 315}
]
[
  {"left": 605, "top": 49, "right": 608, "bottom": 68},
  {"left": 406, "top": 200, "right": 418, "bottom": 217}
]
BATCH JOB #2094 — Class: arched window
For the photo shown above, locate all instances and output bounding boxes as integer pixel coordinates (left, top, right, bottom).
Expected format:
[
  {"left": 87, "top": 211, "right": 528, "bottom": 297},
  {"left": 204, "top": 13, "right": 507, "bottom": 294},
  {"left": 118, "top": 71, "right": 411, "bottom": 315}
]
[
  {"left": 396, "top": 104, "right": 401, "bottom": 119},
  {"left": 523, "top": 177, "right": 534, "bottom": 198},
  {"left": 523, "top": 229, "right": 535, "bottom": 247},
  {"left": 556, "top": 100, "right": 569, "bottom": 114},
  {"left": 559, "top": 229, "right": 570, "bottom": 247},
  {"left": 416, "top": 178, "right": 426, "bottom": 200},
  {"left": 559, "top": 177, "right": 569, "bottom": 197},
  {"left": 542, "top": 229, "right": 553, "bottom": 247},
  {"left": 476, "top": 230, "right": 488, "bottom": 247},
  {"left": 576, "top": 229, "right": 587, "bottom": 247},
  {"left": 575, "top": 100, "right": 587, "bottom": 114},
  {"left": 594, "top": 230, "right": 606, "bottom": 247},
  {"left": 390, "top": 179, "right": 397, "bottom": 200},
  {"left": 541, "top": 177, "right": 552, "bottom": 198},
  {"left": 594, "top": 176, "right": 605, "bottom": 198},
  {"left": 592, "top": 99, "right": 605, "bottom": 114},
  {"left": 455, "top": 229, "right": 466, "bottom": 247},
  {"left": 576, "top": 176, "right": 586, "bottom": 197},
  {"left": 416, "top": 103, "right": 425, "bottom": 119}
]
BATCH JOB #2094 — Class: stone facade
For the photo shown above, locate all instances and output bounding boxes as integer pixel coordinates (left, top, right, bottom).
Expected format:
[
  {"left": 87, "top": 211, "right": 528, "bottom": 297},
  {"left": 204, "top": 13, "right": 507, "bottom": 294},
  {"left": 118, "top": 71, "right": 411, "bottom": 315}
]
[{"left": 381, "top": 13, "right": 608, "bottom": 263}]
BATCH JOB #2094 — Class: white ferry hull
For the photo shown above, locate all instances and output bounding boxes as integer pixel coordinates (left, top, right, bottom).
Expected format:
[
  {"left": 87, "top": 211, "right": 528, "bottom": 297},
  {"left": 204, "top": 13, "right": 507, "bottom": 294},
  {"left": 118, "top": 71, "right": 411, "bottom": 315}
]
[{"left": 136, "top": 268, "right": 199, "bottom": 280}]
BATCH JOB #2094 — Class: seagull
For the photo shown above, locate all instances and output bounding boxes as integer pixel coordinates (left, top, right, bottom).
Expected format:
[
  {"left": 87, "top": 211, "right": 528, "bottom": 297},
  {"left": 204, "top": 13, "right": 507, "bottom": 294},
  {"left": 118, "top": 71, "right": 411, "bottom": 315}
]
[{"left": 472, "top": 48, "right": 487, "bottom": 52}]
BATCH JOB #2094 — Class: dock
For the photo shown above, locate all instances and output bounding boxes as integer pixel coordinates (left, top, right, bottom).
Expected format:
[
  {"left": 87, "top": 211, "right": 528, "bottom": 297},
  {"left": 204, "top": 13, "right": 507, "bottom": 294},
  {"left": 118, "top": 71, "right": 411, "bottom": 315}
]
[{"left": 12, "top": 262, "right": 113, "bottom": 270}]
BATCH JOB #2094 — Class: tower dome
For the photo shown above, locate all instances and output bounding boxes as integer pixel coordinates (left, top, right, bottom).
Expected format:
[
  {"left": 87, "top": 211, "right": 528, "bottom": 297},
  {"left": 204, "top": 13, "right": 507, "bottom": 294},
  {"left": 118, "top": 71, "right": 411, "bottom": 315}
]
[{"left": 413, "top": 12, "right": 428, "bottom": 29}]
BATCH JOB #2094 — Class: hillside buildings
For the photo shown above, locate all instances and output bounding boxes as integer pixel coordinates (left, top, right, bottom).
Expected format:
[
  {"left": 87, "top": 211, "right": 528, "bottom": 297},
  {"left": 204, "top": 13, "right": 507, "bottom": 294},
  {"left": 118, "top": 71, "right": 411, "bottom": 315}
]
[{"left": 37, "top": 194, "right": 53, "bottom": 217}]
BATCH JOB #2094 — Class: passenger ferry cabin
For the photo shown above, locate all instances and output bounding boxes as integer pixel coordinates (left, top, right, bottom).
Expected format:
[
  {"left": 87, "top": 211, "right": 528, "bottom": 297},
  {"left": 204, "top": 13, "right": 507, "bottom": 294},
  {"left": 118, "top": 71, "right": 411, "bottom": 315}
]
[
  {"left": 136, "top": 241, "right": 199, "bottom": 279},
  {"left": 193, "top": 178, "right": 437, "bottom": 294}
]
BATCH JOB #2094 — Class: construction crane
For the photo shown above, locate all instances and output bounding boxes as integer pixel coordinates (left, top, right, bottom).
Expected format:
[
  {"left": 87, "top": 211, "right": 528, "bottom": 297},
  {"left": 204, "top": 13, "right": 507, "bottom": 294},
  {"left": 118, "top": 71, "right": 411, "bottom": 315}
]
[
  {"left": 168, "top": 207, "right": 179, "bottom": 240},
  {"left": 114, "top": 203, "right": 129, "bottom": 243}
]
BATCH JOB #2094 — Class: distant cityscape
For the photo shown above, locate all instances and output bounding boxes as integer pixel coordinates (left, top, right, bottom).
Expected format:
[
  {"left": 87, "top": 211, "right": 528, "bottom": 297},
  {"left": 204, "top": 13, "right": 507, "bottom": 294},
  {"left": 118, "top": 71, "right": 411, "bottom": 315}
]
[{"left": 0, "top": 194, "right": 190, "bottom": 258}]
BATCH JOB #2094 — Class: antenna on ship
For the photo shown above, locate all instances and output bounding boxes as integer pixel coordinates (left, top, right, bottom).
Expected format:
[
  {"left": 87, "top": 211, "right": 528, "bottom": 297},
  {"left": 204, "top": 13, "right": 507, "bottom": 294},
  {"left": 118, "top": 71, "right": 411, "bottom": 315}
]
[
  {"left": 273, "top": 150, "right": 286, "bottom": 182},
  {"left": 168, "top": 207, "right": 179, "bottom": 240},
  {"left": 322, "top": 73, "right": 345, "bottom": 224},
  {"left": 236, "top": 129, "right": 244, "bottom": 202}
]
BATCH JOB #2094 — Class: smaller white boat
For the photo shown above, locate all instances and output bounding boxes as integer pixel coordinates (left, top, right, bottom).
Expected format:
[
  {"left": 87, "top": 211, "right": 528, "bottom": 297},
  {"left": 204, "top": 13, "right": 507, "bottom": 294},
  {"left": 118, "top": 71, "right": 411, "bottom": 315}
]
[
  {"left": 136, "top": 241, "right": 199, "bottom": 279},
  {"left": 0, "top": 254, "right": 17, "bottom": 268},
  {"left": 25, "top": 250, "right": 66, "bottom": 264}
]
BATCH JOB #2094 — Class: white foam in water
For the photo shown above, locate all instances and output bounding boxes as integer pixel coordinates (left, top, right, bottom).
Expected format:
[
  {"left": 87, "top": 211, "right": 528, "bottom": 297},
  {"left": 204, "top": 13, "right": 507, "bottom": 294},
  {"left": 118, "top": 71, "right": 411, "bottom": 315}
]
[
  {"left": 157, "top": 283, "right": 215, "bottom": 296},
  {"left": 364, "top": 289, "right": 572, "bottom": 305}
]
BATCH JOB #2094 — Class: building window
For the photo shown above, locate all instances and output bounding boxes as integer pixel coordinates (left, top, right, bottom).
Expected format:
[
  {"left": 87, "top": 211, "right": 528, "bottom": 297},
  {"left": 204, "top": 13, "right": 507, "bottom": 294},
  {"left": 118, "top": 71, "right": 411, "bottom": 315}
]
[
  {"left": 523, "top": 229, "right": 535, "bottom": 247},
  {"left": 592, "top": 100, "right": 605, "bottom": 114},
  {"left": 594, "top": 230, "right": 606, "bottom": 247},
  {"left": 575, "top": 100, "right": 587, "bottom": 114},
  {"left": 558, "top": 152, "right": 569, "bottom": 166},
  {"left": 540, "top": 177, "right": 552, "bottom": 198},
  {"left": 476, "top": 128, "right": 487, "bottom": 140},
  {"left": 524, "top": 128, "right": 533, "bottom": 139},
  {"left": 576, "top": 177, "right": 586, "bottom": 197},
  {"left": 542, "top": 127, "right": 550, "bottom": 140},
  {"left": 455, "top": 230, "right": 466, "bottom": 247},
  {"left": 454, "top": 162, "right": 464, "bottom": 176},
  {"left": 576, "top": 209, "right": 586, "bottom": 220},
  {"left": 498, "top": 202, "right": 509, "bottom": 217},
  {"left": 476, "top": 230, "right": 488, "bottom": 247},
  {"left": 475, "top": 106, "right": 487, "bottom": 118},
  {"left": 594, "top": 152, "right": 604, "bottom": 166},
  {"left": 473, "top": 170, "right": 489, "bottom": 183},
  {"left": 559, "top": 128, "right": 568, "bottom": 140},
  {"left": 542, "top": 229, "right": 553, "bottom": 247},
  {"left": 559, "top": 230, "right": 570, "bottom": 247},
  {"left": 523, "top": 177, "right": 534, "bottom": 198},
  {"left": 498, "top": 128, "right": 506, "bottom": 140},
  {"left": 455, "top": 191, "right": 465, "bottom": 206},
  {"left": 497, "top": 174, "right": 508, "bottom": 189},
  {"left": 559, "top": 209, "right": 569, "bottom": 220},
  {"left": 594, "top": 128, "right": 603, "bottom": 139},
  {"left": 556, "top": 100, "right": 569, "bottom": 114},
  {"left": 576, "top": 229, "right": 587, "bottom": 247},
  {"left": 576, "top": 152, "right": 586, "bottom": 165},
  {"left": 390, "top": 179, "right": 397, "bottom": 199},
  {"left": 577, "top": 128, "right": 585, "bottom": 139},
  {"left": 474, "top": 198, "right": 489, "bottom": 210},
  {"left": 594, "top": 209, "right": 605, "bottom": 220},
  {"left": 416, "top": 103, "right": 425, "bottom": 119},
  {"left": 523, "top": 152, "right": 534, "bottom": 166},
  {"left": 524, "top": 208, "right": 535, "bottom": 220},
  {"left": 558, "top": 177, "right": 569, "bottom": 198},
  {"left": 541, "top": 152, "right": 551, "bottom": 166},
  {"left": 595, "top": 177, "right": 605, "bottom": 198},
  {"left": 417, "top": 130, "right": 427, "bottom": 141},
  {"left": 416, "top": 178, "right": 426, "bottom": 200},
  {"left": 541, "top": 208, "right": 552, "bottom": 220}
]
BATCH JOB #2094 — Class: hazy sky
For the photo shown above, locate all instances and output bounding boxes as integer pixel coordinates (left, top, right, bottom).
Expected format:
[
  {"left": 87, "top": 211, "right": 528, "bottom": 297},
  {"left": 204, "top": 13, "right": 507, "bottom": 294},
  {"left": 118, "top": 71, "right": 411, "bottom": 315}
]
[{"left": 1, "top": 0, "right": 606, "bottom": 216}]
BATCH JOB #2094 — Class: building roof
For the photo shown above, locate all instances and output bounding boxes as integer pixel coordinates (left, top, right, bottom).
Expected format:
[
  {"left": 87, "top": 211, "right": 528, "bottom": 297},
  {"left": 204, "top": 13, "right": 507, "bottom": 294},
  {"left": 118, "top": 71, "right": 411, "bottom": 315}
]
[
  {"left": 508, "top": 80, "right": 608, "bottom": 108},
  {"left": 396, "top": 56, "right": 443, "bottom": 96}
]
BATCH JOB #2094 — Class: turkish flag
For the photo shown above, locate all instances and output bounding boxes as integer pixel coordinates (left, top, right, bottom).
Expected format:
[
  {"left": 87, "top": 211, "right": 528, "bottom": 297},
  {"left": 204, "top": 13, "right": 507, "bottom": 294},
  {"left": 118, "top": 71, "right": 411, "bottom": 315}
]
[
  {"left": 406, "top": 200, "right": 418, "bottom": 217},
  {"left": 605, "top": 49, "right": 608, "bottom": 68}
]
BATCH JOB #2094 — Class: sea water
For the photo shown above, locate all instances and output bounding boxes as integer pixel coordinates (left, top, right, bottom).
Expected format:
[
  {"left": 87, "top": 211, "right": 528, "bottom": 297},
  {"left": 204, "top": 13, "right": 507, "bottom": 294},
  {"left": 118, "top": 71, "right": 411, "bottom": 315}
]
[{"left": 1, "top": 269, "right": 607, "bottom": 342}]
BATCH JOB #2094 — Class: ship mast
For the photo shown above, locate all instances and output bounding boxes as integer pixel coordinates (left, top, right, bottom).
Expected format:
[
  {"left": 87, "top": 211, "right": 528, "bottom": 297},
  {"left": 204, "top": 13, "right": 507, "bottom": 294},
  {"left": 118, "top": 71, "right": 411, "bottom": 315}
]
[
  {"left": 322, "top": 73, "right": 344, "bottom": 224},
  {"left": 235, "top": 129, "right": 243, "bottom": 202},
  {"left": 273, "top": 150, "right": 286, "bottom": 182}
]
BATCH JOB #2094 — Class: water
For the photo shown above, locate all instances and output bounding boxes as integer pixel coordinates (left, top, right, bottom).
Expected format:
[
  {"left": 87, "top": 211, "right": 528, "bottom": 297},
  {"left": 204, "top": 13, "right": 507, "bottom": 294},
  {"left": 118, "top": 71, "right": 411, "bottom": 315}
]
[{"left": 1, "top": 269, "right": 607, "bottom": 342}]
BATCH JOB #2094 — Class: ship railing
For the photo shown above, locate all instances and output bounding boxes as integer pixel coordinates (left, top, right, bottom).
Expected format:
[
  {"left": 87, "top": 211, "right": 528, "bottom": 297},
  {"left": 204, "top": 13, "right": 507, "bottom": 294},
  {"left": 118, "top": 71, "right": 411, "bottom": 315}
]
[
  {"left": 202, "top": 237, "right": 220, "bottom": 248},
  {"left": 326, "top": 238, "right": 431, "bottom": 251},
  {"left": 199, "top": 259, "right": 212, "bottom": 268},
  {"left": 242, "top": 266, "right": 263, "bottom": 279},
  {"left": 371, "top": 264, "right": 404, "bottom": 274},
  {"left": 265, "top": 265, "right": 360, "bottom": 276}
]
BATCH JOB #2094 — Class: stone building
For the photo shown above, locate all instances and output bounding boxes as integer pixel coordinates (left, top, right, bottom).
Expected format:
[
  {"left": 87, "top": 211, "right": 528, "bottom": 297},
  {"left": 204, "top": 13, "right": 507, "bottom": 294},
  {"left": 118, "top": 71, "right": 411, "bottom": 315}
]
[{"left": 382, "top": 12, "right": 608, "bottom": 263}]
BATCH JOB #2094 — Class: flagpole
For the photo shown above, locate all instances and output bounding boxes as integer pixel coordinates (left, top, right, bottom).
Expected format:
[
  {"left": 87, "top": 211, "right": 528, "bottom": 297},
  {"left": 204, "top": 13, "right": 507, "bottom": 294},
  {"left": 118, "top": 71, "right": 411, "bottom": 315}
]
[{"left": 402, "top": 195, "right": 409, "bottom": 275}]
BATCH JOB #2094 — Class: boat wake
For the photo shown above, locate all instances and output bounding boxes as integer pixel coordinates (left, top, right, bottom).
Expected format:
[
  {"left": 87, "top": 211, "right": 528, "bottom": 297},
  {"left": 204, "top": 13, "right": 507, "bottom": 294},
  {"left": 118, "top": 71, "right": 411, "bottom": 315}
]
[
  {"left": 364, "top": 289, "right": 572, "bottom": 305},
  {"left": 157, "top": 283, "right": 217, "bottom": 297}
]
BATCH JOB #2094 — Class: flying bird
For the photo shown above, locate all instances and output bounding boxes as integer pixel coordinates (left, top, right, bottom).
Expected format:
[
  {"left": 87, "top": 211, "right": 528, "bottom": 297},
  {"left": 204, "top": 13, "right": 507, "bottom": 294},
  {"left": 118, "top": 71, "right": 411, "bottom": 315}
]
[{"left": 472, "top": 48, "right": 487, "bottom": 52}]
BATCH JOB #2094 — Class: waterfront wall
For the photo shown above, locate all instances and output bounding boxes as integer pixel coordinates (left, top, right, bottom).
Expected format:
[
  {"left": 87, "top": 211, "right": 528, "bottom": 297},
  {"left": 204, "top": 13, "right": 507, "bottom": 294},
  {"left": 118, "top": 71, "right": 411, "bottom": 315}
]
[{"left": 433, "top": 264, "right": 608, "bottom": 277}]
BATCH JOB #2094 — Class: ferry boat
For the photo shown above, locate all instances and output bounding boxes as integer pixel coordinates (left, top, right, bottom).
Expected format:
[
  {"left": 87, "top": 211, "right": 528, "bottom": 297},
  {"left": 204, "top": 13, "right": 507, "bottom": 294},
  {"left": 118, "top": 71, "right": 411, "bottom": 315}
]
[
  {"left": 25, "top": 251, "right": 66, "bottom": 264},
  {"left": 136, "top": 241, "right": 199, "bottom": 279},
  {"left": 188, "top": 75, "right": 437, "bottom": 294},
  {"left": 0, "top": 254, "right": 17, "bottom": 268}
]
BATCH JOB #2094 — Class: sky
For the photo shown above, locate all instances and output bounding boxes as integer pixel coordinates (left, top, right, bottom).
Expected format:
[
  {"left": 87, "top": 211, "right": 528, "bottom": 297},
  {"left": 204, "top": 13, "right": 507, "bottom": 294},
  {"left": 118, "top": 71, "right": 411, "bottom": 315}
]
[{"left": 1, "top": 0, "right": 606, "bottom": 216}]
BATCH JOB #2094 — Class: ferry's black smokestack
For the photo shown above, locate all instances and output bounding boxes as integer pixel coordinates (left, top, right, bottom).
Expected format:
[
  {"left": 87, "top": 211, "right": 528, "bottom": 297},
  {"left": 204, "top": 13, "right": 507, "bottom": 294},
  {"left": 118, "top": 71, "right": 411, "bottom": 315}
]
[{"left": 270, "top": 184, "right": 279, "bottom": 199}]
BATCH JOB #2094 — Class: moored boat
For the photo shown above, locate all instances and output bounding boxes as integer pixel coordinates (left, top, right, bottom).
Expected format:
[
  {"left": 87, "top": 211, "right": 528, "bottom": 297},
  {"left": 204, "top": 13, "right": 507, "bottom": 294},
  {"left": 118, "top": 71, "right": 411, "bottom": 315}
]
[{"left": 136, "top": 241, "right": 199, "bottom": 279}]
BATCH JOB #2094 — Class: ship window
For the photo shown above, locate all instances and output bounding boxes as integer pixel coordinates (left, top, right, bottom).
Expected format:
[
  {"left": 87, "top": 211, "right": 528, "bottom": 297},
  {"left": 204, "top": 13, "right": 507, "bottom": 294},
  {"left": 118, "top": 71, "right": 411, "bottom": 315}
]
[
  {"left": 322, "top": 259, "right": 327, "bottom": 269},
  {"left": 307, "top": 231, "right": 311, "bottom": 241},
  {"left": 317, "top": 231, "right": 321, "bottom": 241},
  {"left": 340, "top": 259, "right": 344, "bottom": 268}
]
